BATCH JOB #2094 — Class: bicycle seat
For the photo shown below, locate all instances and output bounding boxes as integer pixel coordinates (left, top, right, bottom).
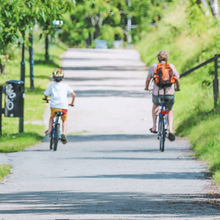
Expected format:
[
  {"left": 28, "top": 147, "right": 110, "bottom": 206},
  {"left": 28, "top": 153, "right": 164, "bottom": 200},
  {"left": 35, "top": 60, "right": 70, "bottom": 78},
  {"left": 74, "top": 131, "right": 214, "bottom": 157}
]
[
  {"left": 160, "top": 98, "right": 169, "bottom": 102},
  {"left": 55, "top": 112, "right": 64, "bottom": 116}
]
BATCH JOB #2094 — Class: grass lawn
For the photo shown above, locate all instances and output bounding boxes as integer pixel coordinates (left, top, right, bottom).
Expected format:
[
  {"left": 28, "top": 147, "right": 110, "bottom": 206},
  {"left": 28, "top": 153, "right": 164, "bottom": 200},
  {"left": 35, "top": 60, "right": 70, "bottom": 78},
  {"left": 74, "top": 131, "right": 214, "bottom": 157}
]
[
  {"left": 0, "top": 164, "right": 11, "bottom": 182},
  {"left": 0, "top": 35, "right": 67, "bottom": 180},
  {"left": 137, "top": 2, "right": 220, "bottom": 185}
]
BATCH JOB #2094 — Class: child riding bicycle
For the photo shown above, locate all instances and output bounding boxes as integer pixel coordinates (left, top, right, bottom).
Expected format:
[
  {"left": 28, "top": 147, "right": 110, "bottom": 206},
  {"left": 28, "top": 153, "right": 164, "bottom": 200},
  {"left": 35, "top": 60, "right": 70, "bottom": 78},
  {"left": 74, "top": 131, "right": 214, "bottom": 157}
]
[{"left": 44, "top": 68, "right": 76, "bottom": 144}]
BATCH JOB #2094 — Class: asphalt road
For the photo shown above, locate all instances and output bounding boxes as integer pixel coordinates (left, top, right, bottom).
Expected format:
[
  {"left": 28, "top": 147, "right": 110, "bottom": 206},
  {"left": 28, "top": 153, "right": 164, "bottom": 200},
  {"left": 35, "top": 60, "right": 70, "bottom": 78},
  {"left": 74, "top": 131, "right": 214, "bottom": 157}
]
[{"left": 0, "top": 49, "right": 219, "bottom": 220}]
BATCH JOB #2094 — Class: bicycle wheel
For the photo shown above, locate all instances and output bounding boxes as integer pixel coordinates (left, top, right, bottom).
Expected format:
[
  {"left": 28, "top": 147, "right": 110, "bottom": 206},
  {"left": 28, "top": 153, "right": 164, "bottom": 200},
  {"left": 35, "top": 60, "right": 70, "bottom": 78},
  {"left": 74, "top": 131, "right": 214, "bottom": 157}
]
[
  {"left": 54, "top": 124, "right": 60, "bottom": 151},
  {"left": 159, "top": 116, "right": 165, "bottom": 152},
  {"left": 50, "top": 136, "right": 53, "bottom": 150}
]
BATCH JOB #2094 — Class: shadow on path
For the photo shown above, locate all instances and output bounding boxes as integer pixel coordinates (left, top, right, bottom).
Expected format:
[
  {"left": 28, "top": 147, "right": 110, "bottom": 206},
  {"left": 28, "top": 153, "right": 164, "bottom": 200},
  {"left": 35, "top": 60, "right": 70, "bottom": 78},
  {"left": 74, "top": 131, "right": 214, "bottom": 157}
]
[
  {"left": 73, "top": 90, "right": 148, "bottom": 98},
  {"left": 66, "top": 134, "right": 156, "bottom": 142},
  {"left": 0, "top": 191, "right": 219, "bottom": 216},
  {"left": 62, "top": 66, "right": 146, "bottom": 72}
]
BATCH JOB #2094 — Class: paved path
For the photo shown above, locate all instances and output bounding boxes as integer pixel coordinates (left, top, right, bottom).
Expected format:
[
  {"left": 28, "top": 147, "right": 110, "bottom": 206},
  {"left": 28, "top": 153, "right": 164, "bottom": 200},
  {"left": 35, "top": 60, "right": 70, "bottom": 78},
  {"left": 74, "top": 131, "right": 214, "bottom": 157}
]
[{"left": 0, "top": 49, "right": 219, "bottom": 219}]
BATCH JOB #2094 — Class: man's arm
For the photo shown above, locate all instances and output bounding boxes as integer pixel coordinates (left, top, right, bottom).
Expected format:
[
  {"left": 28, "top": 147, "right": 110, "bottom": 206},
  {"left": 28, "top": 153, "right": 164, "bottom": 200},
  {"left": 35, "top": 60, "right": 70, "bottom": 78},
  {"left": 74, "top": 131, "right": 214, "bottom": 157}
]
[
  {"left": 69, "top": 91, "right": 76, "bottom": 106},
  {"left": 175, "top": 78, "right": 180, "bottom": 91},
  {"left": 145, "top": 64, "right": 156, "bottom": 91},
  {"left": 145, "top": 79, "right": 151, "bottom": 91}
]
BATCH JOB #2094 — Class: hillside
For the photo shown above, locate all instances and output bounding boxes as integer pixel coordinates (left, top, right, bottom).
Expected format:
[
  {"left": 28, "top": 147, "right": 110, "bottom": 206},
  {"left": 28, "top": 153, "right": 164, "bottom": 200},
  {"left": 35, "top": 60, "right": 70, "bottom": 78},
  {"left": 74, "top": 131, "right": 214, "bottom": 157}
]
[{"left": 137, "top": 1, "right": 220, "bottom": 184}]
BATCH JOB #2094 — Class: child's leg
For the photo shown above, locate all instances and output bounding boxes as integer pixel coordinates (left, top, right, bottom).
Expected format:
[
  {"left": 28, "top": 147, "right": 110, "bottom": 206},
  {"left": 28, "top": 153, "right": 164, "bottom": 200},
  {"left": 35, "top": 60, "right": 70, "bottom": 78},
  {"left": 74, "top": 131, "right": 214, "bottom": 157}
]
[
  {"left": 62, "top": 120, "right": 67, "bottom": 135},
  {"left": 46, "top": 117, "right": 53, "bottom": 134}
]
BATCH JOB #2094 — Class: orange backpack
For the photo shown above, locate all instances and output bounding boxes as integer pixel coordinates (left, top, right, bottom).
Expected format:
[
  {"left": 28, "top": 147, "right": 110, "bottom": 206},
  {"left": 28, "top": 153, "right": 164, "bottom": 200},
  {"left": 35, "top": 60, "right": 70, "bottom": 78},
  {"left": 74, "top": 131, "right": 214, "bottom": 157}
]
[{"left": 153, "top": 63, "right": 177, "bottom": 88}]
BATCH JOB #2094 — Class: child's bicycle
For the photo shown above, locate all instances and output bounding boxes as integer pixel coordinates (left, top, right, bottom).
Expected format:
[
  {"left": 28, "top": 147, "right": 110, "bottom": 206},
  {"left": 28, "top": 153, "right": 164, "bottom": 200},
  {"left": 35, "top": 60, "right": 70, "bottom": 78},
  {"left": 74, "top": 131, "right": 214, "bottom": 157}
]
[
  {"left": 43, "top": 98, "right": 73, "bottom": 151},
  {"left": 50, "top": 111, "right": 63, "bottom": 151}
]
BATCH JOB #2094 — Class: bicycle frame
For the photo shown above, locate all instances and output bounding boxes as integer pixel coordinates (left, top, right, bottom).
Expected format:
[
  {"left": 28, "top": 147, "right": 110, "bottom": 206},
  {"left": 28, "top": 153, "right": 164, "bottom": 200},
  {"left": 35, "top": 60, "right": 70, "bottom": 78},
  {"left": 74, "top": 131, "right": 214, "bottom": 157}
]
[
  {"left": 157, "top": 88, "right": 169, "bottom": 152},
  {"left": 51, "top": 115, "right": 61, "bottom": 139},
  {"left": 158, "top": 102, "right": 168, "bottom": 134}
]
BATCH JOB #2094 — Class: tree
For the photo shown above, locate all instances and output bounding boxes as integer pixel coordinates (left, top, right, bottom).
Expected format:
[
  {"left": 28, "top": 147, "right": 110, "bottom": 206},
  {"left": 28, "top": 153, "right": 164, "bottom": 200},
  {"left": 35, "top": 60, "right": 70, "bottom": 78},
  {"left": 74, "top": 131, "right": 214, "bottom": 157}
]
[
  {"left": 60, "top": 0, "right": 125, "bottom": 47},
  {"left": 210, "top": 0, "right": 219, "bottom": 18},
  {"left": 0, "top": 0, "right": 77, "bottom": 72}
]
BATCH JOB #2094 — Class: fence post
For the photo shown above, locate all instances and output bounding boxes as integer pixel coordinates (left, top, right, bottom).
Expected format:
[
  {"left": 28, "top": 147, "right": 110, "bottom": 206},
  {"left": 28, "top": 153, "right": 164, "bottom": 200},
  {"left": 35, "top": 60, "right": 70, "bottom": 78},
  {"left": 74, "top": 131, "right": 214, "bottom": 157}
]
[
  {"left": 0, "top": 86, "right": 2, "bottom": 135},
  {"left": 213, "top": 54, "right": 219, "bottom": 109}
]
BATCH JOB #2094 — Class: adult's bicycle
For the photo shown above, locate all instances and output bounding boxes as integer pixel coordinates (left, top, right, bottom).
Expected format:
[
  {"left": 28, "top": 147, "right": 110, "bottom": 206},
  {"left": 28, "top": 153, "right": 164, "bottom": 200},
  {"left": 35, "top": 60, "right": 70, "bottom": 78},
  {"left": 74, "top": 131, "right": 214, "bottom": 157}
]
[{"left": 157, "top": 93, "right": 169, "bottom": 152}]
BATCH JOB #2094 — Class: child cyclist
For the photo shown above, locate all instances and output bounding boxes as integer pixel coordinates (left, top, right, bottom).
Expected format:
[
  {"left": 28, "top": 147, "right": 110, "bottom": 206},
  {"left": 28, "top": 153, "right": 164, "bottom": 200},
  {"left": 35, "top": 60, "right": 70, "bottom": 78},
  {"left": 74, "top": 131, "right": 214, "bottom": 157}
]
[{"left": 44, "top": 68, "right": 76, "bottom": 144}]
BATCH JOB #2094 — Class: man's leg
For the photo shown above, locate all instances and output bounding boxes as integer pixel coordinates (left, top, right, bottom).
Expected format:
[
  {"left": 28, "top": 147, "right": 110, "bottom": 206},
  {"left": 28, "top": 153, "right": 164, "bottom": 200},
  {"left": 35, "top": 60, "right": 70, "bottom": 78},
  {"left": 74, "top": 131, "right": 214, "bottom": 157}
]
[
  {"left": 152, "top": 104, "right": 158, "bottom": 132},
  {"left": 168, "top": 109, "right": 174, "bottom": 133}
]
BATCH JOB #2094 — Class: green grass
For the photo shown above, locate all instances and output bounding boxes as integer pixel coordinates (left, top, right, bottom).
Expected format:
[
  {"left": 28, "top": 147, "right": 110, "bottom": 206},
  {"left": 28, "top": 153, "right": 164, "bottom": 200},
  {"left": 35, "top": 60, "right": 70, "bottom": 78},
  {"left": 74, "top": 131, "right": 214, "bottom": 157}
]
[
  {"left": 0, "top": 164, "right": 11, "bottom": 182},
  {"left": 0, "top": 38, "right": 67, "bottom": 153},
  {"left": 0, "top": 35, "right": 67, "bottom": 179},
  {"left": 137, "top": 1, "right": 220, "bottom": 185}
]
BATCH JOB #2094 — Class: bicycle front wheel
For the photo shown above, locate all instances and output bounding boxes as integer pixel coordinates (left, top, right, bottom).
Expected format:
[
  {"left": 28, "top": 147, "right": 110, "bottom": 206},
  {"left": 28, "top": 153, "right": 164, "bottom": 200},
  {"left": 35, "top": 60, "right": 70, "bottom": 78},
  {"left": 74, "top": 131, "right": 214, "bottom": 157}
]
[
  {"left": 50, "top": 137, "right": 53, "bottom": 150},
  {"left": 54, "top": 124, "right": 60, "bottom": 151},
  {"left": 159, "top": 116, "right": 165, "bottom": 152}
]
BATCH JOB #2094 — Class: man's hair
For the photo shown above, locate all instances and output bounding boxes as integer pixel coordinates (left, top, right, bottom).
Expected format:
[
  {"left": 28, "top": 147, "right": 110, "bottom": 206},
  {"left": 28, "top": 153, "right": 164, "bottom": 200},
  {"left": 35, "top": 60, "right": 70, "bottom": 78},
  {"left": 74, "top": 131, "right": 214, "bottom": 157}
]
[{"left": 157, "top": 50, "right": 169, "bottom": 62}]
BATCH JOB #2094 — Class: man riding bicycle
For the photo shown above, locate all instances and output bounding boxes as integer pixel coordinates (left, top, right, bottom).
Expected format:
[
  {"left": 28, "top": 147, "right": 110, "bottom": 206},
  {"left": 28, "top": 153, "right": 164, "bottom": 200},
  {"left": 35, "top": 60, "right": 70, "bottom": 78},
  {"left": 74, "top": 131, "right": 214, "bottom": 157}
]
[{"left": 145, "top": 50, "right": 180, "bottom": 141}]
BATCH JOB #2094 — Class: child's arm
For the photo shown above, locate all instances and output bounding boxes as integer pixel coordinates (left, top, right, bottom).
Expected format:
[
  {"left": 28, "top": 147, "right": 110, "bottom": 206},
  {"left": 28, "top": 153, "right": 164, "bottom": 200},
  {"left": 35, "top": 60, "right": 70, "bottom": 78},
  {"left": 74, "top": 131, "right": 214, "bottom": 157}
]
[
  {"left": 44, "top": 95, "right": 49, "bottom": 101},
  {"left": 69, "top": 91, "right": 76, "bottom": 106}
]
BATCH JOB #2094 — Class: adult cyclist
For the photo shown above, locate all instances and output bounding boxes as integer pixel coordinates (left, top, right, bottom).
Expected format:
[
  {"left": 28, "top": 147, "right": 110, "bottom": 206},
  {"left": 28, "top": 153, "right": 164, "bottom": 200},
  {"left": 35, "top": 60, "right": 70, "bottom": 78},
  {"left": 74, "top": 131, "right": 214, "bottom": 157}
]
[{"left": 145, "top": 50, "right": 180, "bottom": 141}]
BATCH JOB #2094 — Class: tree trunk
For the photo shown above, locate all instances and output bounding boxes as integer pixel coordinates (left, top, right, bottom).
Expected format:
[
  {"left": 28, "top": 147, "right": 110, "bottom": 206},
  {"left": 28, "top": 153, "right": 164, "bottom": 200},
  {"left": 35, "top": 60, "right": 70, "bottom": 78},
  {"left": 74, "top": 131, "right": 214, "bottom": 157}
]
[
  {"left": 198, "top": 0, "right": 209, "bottom": 16},
  {"left": 0, "top": 64, "right": 6, "bottom": 74},
  {"left": 210, "top": 0, "right": 219, "bottom": 18}
]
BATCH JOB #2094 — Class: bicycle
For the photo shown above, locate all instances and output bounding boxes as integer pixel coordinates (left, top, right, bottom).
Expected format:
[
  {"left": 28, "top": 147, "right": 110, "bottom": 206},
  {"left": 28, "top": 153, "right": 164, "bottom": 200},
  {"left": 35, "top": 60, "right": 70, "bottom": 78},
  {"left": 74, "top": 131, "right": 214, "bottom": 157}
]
[
  {"left": 157, "top": 89, "right": 169, "bottom": 152},
  {"left": 157, "top": 87, "right": 180, "bottom": 152},
  {"left": 43, "top": 98, "right": 74, "bottom": 151}
]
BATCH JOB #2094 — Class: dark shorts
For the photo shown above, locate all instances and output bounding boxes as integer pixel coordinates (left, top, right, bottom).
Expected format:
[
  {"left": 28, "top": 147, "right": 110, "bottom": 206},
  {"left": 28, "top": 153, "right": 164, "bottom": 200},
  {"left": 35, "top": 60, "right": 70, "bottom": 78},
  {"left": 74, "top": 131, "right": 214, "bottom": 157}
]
[{"left": 152, "top": 95, "right": 175, "bottom": 110}]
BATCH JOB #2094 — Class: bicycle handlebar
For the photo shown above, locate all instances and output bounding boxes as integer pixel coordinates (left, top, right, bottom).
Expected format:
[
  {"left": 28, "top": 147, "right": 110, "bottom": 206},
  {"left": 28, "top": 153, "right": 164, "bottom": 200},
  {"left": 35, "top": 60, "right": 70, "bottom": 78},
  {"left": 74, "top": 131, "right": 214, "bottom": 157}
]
[
  {"left": 42, "top": 98, "right": 50, "bottom": 103},
  {"left": 43, "top": 98, "right": 74, "bottom": 107}
]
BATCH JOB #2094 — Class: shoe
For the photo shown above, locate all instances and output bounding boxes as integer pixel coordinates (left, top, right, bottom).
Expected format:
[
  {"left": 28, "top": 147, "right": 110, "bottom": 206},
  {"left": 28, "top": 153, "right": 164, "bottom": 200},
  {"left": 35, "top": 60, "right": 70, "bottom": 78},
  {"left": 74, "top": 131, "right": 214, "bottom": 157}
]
[
  {"left": 168, "top": 133, "right": 175, "bottom": 141},
  {"left": 150, "top": 128, "right": 157, "bottom": 134},
  {"left": 61, "top": 134, "right": 67, "bottom": 144}
]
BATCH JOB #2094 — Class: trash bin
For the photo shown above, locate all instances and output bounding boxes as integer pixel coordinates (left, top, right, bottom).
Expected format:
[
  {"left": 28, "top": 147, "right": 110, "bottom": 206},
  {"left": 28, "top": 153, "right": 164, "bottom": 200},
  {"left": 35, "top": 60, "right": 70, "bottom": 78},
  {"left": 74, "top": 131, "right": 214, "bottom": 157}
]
[{"left": 4, "top": 80, "right": 24, "bottom": 117}]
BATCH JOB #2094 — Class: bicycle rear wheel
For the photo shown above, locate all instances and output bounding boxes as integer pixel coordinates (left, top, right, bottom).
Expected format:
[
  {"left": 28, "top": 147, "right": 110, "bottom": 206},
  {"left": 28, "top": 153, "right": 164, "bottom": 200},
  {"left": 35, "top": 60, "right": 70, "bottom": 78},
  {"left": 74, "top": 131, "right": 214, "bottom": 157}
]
[
  {"left": 159, "top": 116, "right": 165, "bottom": 152},
  {"left": 54, "top": 124, "right": 60, "bottom": 151}
]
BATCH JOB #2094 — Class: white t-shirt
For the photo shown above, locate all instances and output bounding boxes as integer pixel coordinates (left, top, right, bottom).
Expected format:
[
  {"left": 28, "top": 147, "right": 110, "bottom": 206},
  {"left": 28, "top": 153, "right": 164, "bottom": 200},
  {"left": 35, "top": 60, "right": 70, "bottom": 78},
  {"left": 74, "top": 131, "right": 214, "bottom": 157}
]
[{"left": 44, "top": 82, "right": 73, "bottom": 109}]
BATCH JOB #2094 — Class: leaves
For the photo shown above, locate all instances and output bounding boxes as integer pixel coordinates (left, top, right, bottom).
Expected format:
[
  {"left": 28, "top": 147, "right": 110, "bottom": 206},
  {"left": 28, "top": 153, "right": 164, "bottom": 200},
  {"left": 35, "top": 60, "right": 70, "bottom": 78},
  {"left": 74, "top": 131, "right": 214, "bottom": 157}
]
[{"left": 0, "top": 0, "right": 76, "bottom": 50}]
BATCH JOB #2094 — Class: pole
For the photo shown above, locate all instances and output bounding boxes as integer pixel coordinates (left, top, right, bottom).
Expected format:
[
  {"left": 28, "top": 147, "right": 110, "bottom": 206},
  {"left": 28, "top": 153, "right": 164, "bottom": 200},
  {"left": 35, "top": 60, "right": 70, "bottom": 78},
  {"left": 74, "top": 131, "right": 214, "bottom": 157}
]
[
  {"left": 19, "top": 32, "right": 25, "bottom": 133},
  {"left": 213, "top": 54, "right": 219, "bottom": 109},
  {"left": 45, "top": 34, "right": 49, "bottom": 61},
  {"left": 29, "top": 33, "right": 34, "bottom": 89},
  {"left": 127, "top": 0, "right": 132, "bottom": 45},
  {"left": 0, "top": 86, "right": 2, "bottom": 135},
  {"left": 20, "top": 34, "right": 25, "bottom": 82}
]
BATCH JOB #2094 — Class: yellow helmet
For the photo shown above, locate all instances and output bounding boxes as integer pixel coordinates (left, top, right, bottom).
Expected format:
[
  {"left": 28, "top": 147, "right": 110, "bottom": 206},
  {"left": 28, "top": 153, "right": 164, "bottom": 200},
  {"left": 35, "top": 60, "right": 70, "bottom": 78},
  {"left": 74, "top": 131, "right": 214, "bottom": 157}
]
[{"left": 53, "top": 68, "right": 64, "bottom": 81}]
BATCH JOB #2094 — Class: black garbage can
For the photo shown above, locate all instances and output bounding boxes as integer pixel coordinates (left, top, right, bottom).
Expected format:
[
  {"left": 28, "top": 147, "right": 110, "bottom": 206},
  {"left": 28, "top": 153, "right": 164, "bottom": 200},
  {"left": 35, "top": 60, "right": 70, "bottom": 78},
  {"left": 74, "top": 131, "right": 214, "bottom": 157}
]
[{"left": 4, "top": 80, "right": 24, "bottom": 117}]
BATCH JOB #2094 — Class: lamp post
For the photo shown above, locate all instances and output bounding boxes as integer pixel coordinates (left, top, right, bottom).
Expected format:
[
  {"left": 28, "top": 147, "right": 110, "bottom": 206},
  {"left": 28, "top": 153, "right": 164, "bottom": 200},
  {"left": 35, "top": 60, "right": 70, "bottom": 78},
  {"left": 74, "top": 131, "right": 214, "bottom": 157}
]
[
  {"left": 19, "top": 31, "right": 25, "bottom": 133},
  {"left": 29, "top": 28, "right": 34, "bottom": 89},
  {"left": 20, "top": 31, "right": 25, "bottom": 83},
  {"left": 45, "top": 20, "right": 63, "bottom": 61}
]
